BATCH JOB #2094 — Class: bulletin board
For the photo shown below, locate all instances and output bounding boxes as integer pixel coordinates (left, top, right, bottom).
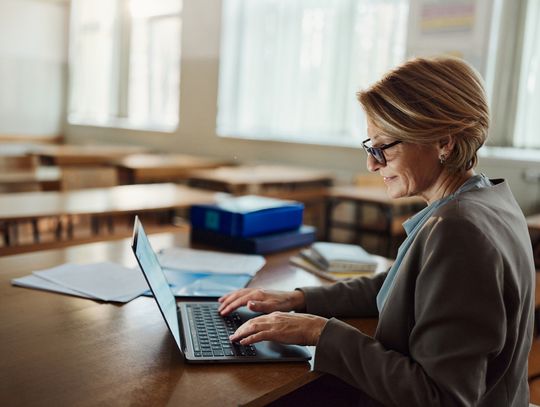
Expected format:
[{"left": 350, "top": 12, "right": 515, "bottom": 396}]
[{"left": 405, "top": 0, "right": 495, "bottom": 75}]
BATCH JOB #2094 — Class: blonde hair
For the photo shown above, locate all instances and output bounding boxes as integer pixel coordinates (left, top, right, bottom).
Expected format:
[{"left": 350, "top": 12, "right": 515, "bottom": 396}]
[{"left": 357, "top": 56, "right": 489, "bottom": 172}]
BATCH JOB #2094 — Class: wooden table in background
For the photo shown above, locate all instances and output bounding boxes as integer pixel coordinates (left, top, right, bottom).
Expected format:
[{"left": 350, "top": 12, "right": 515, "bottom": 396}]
[
  {"left": 0, "top": 232, "right": 385, "bottom": 406},
  {"left": 527, "top": 214, "right": 540, "bottom": 270},
  {"left": 0, "top": 167, "right": 61, "bottom": 192},
  {"left": 188, "top": 165, "right": 334, "bottom": 195},
  {"left": 187, "top": 165, "right": 334, "bottom": 236},
  {"left": 114, "top": 153, "right": 233, "bottom": 184},
  {"left": 0, "top": 184, "right": 225, "bottom": 251},
  {"left": 325, "top": 185, "right": 425, "bottom": 257},
  {"left": 35, "top": 144, "right": 148, "bottom": 166},
  {"left": 528, "top": 214, "right": 540, "bottom": 235}
]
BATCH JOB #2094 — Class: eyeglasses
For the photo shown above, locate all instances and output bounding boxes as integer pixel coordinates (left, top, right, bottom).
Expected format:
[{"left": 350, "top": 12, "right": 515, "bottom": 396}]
[{"left": 362, "top": 138, "right": 402, "bottom": 165}]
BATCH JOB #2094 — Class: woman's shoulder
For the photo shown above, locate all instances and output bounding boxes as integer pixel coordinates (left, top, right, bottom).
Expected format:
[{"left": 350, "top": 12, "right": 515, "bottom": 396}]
[
  {"left": 425, "top": 178, "right": 528, "bottom": 249},
  {"left": 434, "top": 178, "right": 517, "bottom": 220}
]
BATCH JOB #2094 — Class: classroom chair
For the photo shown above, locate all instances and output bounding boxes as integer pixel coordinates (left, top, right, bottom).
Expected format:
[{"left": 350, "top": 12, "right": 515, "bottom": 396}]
[{"left": 325, "top": 174, "right": 424, "bottom": 257}]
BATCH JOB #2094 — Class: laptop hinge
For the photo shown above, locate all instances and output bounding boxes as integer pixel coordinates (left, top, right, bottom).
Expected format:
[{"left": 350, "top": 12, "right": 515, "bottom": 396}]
[{"left": 177, "top": 305, "right": 189, "bottom": 354}]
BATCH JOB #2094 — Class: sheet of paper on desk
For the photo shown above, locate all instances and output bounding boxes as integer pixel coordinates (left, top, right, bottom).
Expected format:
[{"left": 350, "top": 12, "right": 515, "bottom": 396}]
[
  {"left": 29, "top": 262, "right": 147, "bottom": 302},
  {"left": 158, "top": 247, "right": 265, "bottom": 276},
  {"left": 11, "top": 274, "right": 140, "bottom": 303}
]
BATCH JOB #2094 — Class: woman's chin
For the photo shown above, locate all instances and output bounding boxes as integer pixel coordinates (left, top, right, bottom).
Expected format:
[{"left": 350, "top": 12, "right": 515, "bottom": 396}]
[{"left": 385, "top": 187, "right": 404, "bottom": 200}]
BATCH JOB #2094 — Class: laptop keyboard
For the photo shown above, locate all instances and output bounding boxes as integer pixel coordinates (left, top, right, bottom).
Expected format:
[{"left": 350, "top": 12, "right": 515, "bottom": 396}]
[{"left": 186, "top": 303, "right": 257, "bottom": 358}]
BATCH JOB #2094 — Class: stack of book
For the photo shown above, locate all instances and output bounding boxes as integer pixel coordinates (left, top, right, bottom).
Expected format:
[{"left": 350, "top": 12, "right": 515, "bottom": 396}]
[
  {"left": 190, "top": 195, "right": 316, "bottom": 254},
  {"left": 290, "top": 241, "right": 378, "bottom": 281}
]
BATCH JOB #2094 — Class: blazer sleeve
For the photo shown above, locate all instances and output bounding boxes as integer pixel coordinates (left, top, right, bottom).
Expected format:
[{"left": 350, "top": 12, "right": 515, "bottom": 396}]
[
  {"left": 299, "top": 271, "right": 388, "bottom": 318},
  {"left": 312, "top": 217, "right": 508, "bottom": 407}
]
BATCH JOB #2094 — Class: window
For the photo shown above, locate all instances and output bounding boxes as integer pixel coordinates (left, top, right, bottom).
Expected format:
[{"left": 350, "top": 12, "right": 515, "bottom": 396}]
[
  {"left": 68, "top": 0, "right": 181, "bottom": 131},
  {"left": 217, "top": 0, "right": 409, "bottom": 147},
  {"left": 513, "top": 0, "right": 540, "bottom": 149}
]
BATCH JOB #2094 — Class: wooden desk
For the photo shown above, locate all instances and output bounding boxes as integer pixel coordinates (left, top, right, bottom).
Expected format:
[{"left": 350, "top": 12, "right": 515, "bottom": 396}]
[
  {"left": 0, "top": 167, "right": 61, "bottom": 192},
  {"left": 0, "top": 184, "right": 225, "bottom": 250},
  {"left": 0, "top": 134, "right": 62, "bottom": 144},
  {"left": 0, "top": 143, "right": 42, "bottom": 157},
  {"left": 35, "top": 144, "right": 148, "bottom": 166},
  {"left": 114, "top": 153, "right": 232, "bottom": 184},
  {"left": 528, "top": 214, "right": 540, "bottom": 270},
  {"left": 528, "top": 214, "right": 540, "bottom": 233},
  {"left": 0, "top": 232, "right": 380, "bottom": 406},
  {"left": 325, "top": 185, "right": 425, "bottom": 257},
  {"left": 188, "top": 165, "right": 334, "bottom": 195}
]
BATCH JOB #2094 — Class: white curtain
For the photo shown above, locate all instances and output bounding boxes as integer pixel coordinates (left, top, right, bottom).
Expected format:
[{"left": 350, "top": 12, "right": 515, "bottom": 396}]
[
  {"left": 68, "top": 0, "right": 181, "bottom": 130},
  {"left": 514, "top": 0, "right": 540, "bottom": 149},
  {"left": 68, "top": 0, "right": 118, "bottom": 123},
  {"left": 217, "top": 0, "right": 409, "bottom": 146}
]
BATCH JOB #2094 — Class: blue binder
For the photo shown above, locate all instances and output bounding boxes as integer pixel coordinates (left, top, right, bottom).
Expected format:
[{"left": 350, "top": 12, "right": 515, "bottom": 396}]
[
  {"left": 190, "top": 195, "right": 304, "bottom": 237},
  {"left": 191, "top": 225, "right": 316, "bottom": 254}
]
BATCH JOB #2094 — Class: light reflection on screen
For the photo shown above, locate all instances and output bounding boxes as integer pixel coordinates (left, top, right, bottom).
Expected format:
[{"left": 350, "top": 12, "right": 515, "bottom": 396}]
[{"left": 134, "top": 221, "right": 181, "bottom": 349}]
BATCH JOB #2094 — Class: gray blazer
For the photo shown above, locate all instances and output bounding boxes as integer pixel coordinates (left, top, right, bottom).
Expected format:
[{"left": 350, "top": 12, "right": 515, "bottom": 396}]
[{"left": 301, "top": 179, "right": 534, "bottom": 406}]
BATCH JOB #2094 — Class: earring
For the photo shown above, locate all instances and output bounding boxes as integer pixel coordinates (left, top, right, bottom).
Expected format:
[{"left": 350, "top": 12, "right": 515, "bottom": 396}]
[{"left": 439, "top": 154, "right": 446, "bottom": 165}]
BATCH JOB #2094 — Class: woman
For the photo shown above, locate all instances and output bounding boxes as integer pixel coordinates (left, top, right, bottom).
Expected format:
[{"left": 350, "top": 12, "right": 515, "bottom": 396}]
[{"left": 218, "top": 57, "right": 535, "bottom": 406}]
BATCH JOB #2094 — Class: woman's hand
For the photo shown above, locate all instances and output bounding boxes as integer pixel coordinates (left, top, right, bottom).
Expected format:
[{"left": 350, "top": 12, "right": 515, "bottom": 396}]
[
  {"left": 218, "top": 288, "right": 305, "bottom": 316},
  {"left": 229, "top": 311, "right": 328, "bottom": 346}
]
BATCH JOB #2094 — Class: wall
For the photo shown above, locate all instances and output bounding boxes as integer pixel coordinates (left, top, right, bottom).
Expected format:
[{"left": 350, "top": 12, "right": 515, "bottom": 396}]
[
  {"left": 478, "top": 148, "right": 540, "bottom": 214},
  {"left": 0, "top": 0, "right": 68, "bottom": 137},
  {"left": 64, "top": 0, "right": 540, "bottom": 214}
]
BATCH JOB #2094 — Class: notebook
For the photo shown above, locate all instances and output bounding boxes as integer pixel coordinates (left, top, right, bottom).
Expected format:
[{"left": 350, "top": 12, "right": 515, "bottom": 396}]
[{"left": 131, "top": 216, "right": 311, "bottom": 363}]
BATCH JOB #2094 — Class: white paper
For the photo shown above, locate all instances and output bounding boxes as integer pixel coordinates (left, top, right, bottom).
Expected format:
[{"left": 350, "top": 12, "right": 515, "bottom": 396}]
[
  {"left": 11, "top": 273, "right": 140, "bottom": 303},
  {"left": 158, "top": 247, "right": 265, "bottom": 276},
  {"left": 32, "top": 262, "right": 147, "bottom": 302},
  {"left": 12, "top": 275, "right": 93, "bottom": 298}
]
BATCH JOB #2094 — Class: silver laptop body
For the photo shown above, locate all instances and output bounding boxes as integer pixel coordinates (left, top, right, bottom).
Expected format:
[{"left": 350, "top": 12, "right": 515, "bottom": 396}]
[{"left": 131, "top": 216, "right": 312, "bottom": 364}]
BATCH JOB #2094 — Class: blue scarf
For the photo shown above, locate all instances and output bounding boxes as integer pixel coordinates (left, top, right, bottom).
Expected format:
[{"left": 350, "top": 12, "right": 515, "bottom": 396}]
[{"left": 376, "top": 173, "right": 493, "bottom": 313}]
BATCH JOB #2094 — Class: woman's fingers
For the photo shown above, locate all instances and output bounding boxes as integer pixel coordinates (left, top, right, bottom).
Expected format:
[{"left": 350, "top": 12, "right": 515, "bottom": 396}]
[
  {"left": 218, "top": 288, "right": 306, "bottom": 316},
  {"left": 238, "top": 330, "right": 273, "bottom": 346},
  {"left": 218, "top": 288, "right": 265, "bottom": 315},
  {"left": 229, "top": 315, "right": 275, "bottom": 343},
  {"left": 230, "top": 312, "right": 328, "bottom": 346},
  {"left": 218, "top": 288, "right": 252, "bottom": 306}
]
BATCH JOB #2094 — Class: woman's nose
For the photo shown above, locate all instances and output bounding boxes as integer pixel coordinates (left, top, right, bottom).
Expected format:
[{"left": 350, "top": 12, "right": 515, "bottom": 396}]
[{"left": 366, "top": 154, "right": 382, "bottom": 172}]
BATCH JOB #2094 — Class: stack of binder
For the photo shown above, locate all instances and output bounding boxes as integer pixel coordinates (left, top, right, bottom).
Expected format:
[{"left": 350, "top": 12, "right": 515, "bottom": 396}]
[
  {"left": 190, "top": 195, "right": 316, "bottom": 254},
  {"left": 290, "top": 241, "right": 378, "bottom": 281}
]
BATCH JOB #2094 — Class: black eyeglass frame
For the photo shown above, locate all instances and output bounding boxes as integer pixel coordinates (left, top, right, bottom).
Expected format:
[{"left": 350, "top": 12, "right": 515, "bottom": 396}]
[{"left": 362, "top": 138, "right": 402, "bottom": 165}]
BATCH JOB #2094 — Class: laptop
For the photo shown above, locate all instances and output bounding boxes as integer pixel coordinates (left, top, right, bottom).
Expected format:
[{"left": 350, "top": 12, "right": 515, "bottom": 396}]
[{"left": 131, "top": 216, "right": 312, "bottom": 363}]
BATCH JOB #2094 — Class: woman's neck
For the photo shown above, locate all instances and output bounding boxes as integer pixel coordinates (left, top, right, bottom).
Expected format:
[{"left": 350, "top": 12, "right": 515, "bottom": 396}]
[{"left": 424, "top": 170, "right": 475, "bottom": 205}]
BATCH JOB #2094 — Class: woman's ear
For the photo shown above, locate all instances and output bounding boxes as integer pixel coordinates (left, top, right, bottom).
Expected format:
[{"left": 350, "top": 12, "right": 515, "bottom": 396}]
[{"left": 438, "top": 135, "right": 456, "bottom": 156}]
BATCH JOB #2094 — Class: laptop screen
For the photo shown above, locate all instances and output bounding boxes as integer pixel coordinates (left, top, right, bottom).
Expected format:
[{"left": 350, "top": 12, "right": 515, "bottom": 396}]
[{"left": 132, "top": 217, "right": 181, "bottom": 349}]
